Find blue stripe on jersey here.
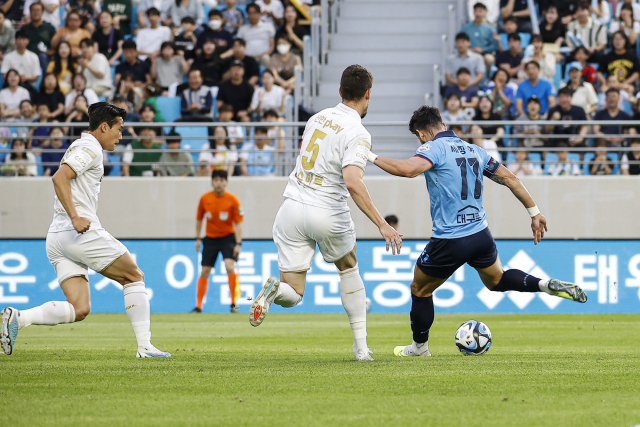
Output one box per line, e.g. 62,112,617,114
414,130,501,239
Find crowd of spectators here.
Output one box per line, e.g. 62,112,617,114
449,0,640,175
0,0,315,176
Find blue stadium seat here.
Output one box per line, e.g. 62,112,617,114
131,5,138,34
500,32,531,50
554,63,562,89
582,152,620,175
174,126,209,163
109,154,122,176
35,155,43,176
155,96,182,123
203,4,210,18
506,151,516,163
544,153,557,175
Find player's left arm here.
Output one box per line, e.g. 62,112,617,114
370,155,433,177
489,164,547,245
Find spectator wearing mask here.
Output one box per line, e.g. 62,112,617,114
545,86,589,154
547,142,581,176
116,40,151,87
621,139,640,175
467,0,500,26
609,3,640,46
560,61,598,115
500,0,532,33
92,11,124,66
191,38,225,87
515,61,557,115
221,38,260,85
41,127,68,176
485,67,516,118
251,69,286,118
239,126,275,176
23,2,56,69
269,36,302,92
520,34,556,82
136,7,172,61
46,41,77,95
198,125,238,178
4,139,37,176
0,69,31,121
197,9,234,58
173,16,197,62
566,2,608,62
102,0,133,35
597,31,640,92
221,0,245,35
474,93,505,146
2,30,41,91
51,11,92,57
237,3,275,67
180,68,213,121
78,38,114,99
255,0,284,26
163,0,205,28
64,73,98,115
122,126,163,176
589,140,614,175
158,130,195,176
495,32,524,79
276,4,308,57
217,60,254,122
444,67,480,109
462,2,499,69
446,32,485,87
64,93,90,138
36,72,65,121
152,42,188,91
594,88,636,148
513,96,546,151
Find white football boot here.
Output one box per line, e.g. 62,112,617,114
353,342,374,361
136,344,172,358
249,277,279,327
393,341,431,357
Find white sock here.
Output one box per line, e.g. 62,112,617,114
413,340,430,355
273,281,302,307
18,301,75,329
538,279,550,293
339,264,368,351
124,282,152,348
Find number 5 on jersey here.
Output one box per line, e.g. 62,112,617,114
302,129,327,170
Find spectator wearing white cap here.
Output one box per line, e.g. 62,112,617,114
560,61,598,115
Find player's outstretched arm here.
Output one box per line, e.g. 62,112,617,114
52,164,91,234
490,164,547,245
368,154,432,178
343,165,403,255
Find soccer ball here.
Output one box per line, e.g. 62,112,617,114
455,320,492,355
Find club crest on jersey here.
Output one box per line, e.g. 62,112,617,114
219,212,229,221
418,144,430,152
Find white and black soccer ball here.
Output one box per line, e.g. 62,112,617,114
455,320,492,355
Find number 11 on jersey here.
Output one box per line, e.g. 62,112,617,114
302,129,327,170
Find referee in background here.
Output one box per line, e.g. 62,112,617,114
193,170,244,313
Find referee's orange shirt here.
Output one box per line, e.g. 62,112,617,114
197,191,244,238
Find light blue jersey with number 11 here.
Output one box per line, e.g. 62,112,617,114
414,130,501,239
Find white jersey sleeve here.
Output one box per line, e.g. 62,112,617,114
341,132,371,171
62,143,102,176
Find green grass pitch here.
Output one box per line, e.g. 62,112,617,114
1,313,639,427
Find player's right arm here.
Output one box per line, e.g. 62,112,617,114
52,164,91,234
343,165,403,255
489,164,548,245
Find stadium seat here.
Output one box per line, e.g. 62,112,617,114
203,4,210,18
131,5,138,34
554,63,562,89
500,32,531,50
174,126,209,163
35,155,43,176
582,152,595,175
155,96,181,123
543,153,557,175
109,154,122,176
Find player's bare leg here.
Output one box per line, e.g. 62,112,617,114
249,271,305,327
477,256,587,303
394,265,445,358
1,276,85,355
102,251,171,358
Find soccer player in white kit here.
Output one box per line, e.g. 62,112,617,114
248,65,403,361
0,103,170,358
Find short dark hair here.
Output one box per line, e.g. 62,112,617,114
473,2,486,10
340,64,373,101
503,16,518,25
531,34,543,43
139,126,157,135
247,3,260,13
263,109,279,118
15,29,28,39
409,105,443,136
527,96,541,106
20,99,33,108
455,32,470,42
525,60,541,69
233,38,246,47
606,87,620,96
577,1,590,11
166,130,181,145
79,38,93,48
612,30,630,46
181,16,195,25
211,169,228,180
88,102,127,131
573,45,590,57
456,67,470,76
254,126,269,135
557,141,569,148
122,40,137,50
508,32,521,42
384,214,398,224
160,41,174,52
218,103,234,113
208,9,222,18
49,127,64,136
146,7,160,16
557,86,574,97
29,1,43,11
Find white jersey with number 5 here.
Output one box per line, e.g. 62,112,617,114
283,103,372,212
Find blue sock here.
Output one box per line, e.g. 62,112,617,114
492,269,541,293
410,294,434,344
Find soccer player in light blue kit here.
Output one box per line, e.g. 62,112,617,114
367,106,587,357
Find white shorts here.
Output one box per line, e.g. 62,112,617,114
46,228,128,284
272,198,356,272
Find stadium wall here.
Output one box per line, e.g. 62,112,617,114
0,176,638,240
